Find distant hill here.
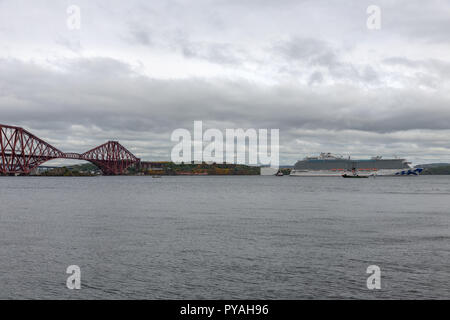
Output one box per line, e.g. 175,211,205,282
417,163,450,175
415,163,450,168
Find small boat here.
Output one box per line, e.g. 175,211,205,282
275,170,284,176
342,174,368,178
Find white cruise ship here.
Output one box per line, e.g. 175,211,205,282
290,153,423,177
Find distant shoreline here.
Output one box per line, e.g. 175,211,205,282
4,163,450,177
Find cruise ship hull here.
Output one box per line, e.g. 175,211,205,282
290,168,423,177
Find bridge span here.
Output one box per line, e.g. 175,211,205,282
0,124,140,175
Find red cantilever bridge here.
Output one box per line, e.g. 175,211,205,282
0,124,140,175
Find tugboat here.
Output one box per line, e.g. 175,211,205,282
342,168,368,178
342,174,368,178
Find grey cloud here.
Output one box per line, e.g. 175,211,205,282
383,57,450,88
1,1,450,164
381,0,450,43
129,28,152,46
1,57,450,164
2,57,449,135
308,71,323,85
55,35,83,53
272,37,382,85
384,57,450,75
274,37,340,67
383,57,418,68
181,41,245,65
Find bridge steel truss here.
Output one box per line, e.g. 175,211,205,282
81,141,140,175
0,124,140,175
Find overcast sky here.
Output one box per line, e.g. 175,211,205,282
1,0,449,165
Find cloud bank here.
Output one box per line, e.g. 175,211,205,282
0,0,449,164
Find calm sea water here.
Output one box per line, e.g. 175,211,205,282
0,175,448,299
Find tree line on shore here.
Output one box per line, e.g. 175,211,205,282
36,162,450,176
39,162,261,176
